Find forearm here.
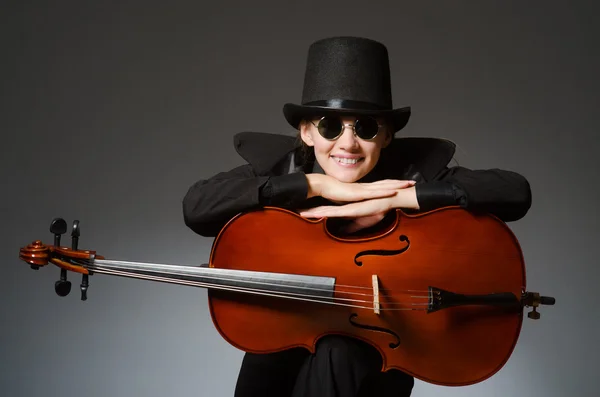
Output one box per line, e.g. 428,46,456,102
415,166,532,222
182,171,267,236
182,165,309,237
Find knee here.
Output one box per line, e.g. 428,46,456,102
315,335,381,366
359,369,415,396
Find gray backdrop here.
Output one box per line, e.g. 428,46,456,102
2,1,598,396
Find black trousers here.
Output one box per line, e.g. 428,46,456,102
234,336,414,397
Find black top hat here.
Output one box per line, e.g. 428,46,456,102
283,36,411,133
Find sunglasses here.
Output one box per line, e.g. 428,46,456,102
310,116,383,141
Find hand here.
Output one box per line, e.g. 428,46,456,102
299,187,419,233
300,198,393,233
300,196,394,219
307,174,415,203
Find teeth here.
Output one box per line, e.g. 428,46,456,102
333,157,359,164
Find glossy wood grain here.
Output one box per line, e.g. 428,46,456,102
208,206,525,386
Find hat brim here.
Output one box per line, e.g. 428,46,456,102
283,103,411,133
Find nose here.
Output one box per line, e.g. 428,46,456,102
336,123,359,149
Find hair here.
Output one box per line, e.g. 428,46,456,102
295,119,313,165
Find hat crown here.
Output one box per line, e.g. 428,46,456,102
301,36,392,110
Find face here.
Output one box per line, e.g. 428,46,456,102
300,115,392,183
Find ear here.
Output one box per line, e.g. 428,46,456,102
299,120,315,147
382,129,393,148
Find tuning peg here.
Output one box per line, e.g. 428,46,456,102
80,274,89,301
50,218,67,246
70,220,89,300
50,218,71,295
71,220,80,249
55,265,72,297
55,279,72,297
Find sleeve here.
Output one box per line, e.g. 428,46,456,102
415,166,532,223
182,164,309,237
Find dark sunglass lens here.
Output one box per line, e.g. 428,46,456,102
318,117,342,139
355,117,379,139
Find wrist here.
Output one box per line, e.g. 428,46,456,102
392,187,420,210
306,174,325,198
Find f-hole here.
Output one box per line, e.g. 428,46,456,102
348,313,401,348
354,235,410,266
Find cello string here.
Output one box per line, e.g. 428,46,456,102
79,258,432,305
88,266,429,311
76,261,432,309
87,264,430,308
81,257,432,298
336,284,430,293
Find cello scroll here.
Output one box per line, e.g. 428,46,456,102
18,218,104,300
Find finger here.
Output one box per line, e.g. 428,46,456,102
301,196,392,218
328,189,397,203
300,207,347,218
358,185,412,196
362,180,416,189
302,203,368,218
370,179,416,186
299,206,335,217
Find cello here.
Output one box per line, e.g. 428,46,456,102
18,205,555,387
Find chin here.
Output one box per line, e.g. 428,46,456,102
326,168,367,183
332,175,358,183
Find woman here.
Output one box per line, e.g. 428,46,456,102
182,37,531,397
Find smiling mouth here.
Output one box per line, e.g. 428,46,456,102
331,156,364,165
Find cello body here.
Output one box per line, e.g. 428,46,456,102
206,206,527,386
